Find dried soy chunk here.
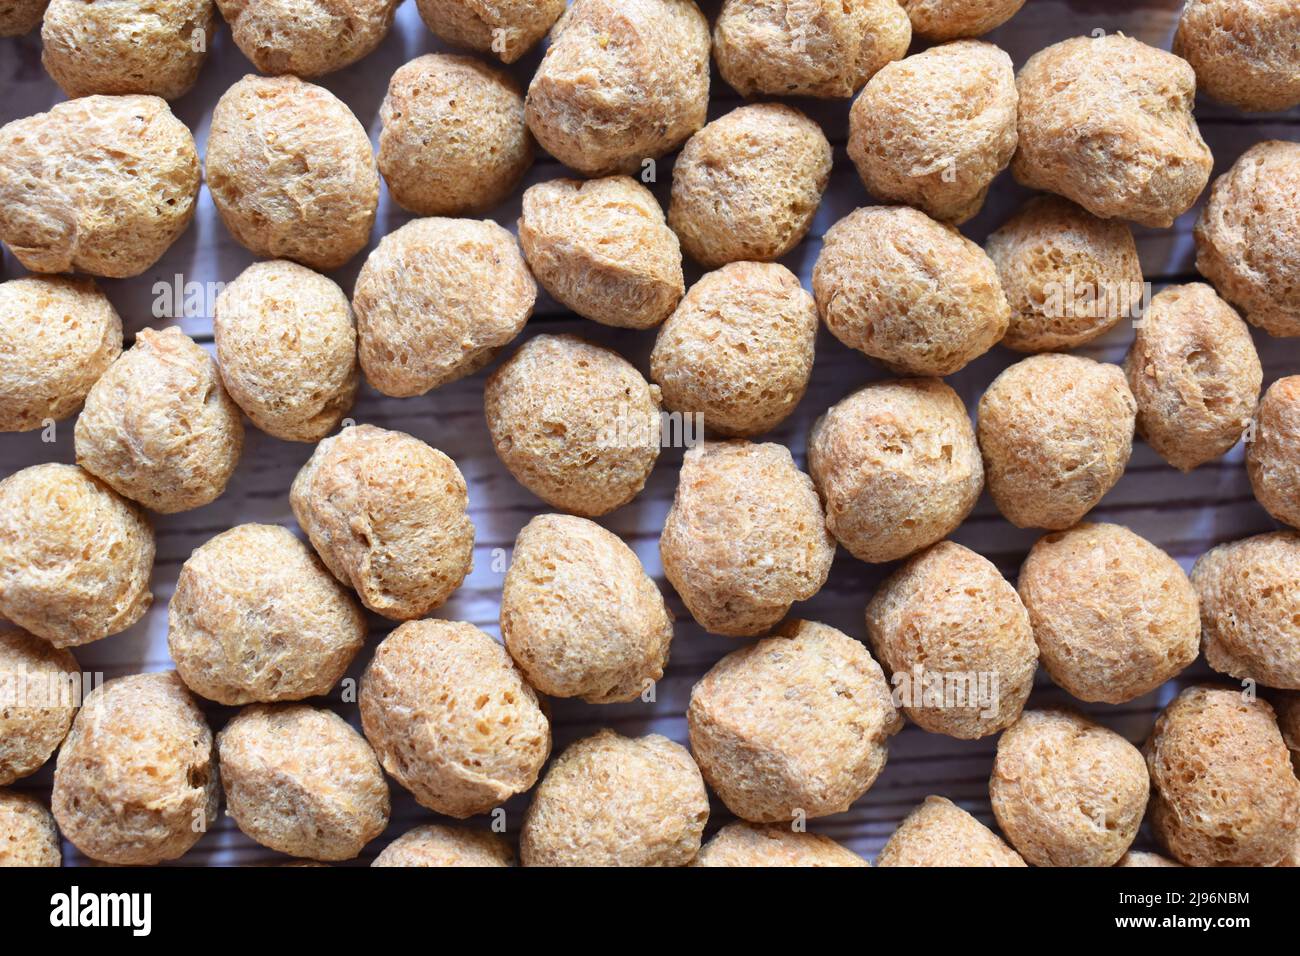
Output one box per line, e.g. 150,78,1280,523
378,54,532,217
899,0,1025,41
1012,34,1213,228
215,0,400,77
0,790,61,867
713,0,911,99
371,824,514,867
1145,686,1300,867
206,75,378,270
0,95,199,277
52,672,218,866
42,0,216,99
848,40,1018,224
660,441,834,637
687,619,902,822
1174,0,1300,112
218,703,389,861
520,729,708,867
525,0,710,177
991,710,1149,867
0,629,80,786
692,822,867,868
75,326,244,514
808,378,983,564
415,0,565,64
1246,377,1300,530
0,0,47,35
0,276,122,433
289,425,475,621
877,796,1025,867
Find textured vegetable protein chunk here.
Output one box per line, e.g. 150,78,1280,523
215,0,400,77
0,629,80,786
0,0,47,35
877,796,1026,867
1174,0,1300,112
372,824,514,867
692,822,867,867
0,790,61,867
899,0,1025,40
415,0,565,63
1246,377,1300,530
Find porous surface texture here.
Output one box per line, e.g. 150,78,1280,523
977,353,1136,529
866,541,1037,738
378,54,532,217
216,0,399,77
808,378,983,563
1018,523,1200,703
290,424,475,621
75,326,244,514
876,796,1026,866
0,463,154,648
1247,377,1300,529
0,0,47,35
669,103,832,267
206,75,378,270
687,619,902,822
524,0,710,176
692,822,867,867
168,524,368,705
359,620,551,818
650,262,818,437
372,824,514,866
0,790,61,866
1195,140,1300,337
1145,686,1300,867
51,672,218,866
0,95,199,277
813,205,1010,376
1174,0,1300,112
415,0,565,63
501,514,673,703
900,0,1025,40
213,260,358,442
0,276,122,433
485,334,661,517
1125,283,1262,471
660,441,834,636
520,729,708,867
991,709,1149,867
848,40,1018,224
0,629,80,786
354,216,535,397
1012,34,1213,228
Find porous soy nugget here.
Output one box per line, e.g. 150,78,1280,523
1125,283,1262,472
1146,686,1300,867
713,0,911,99
216,0,400,77
1196,141,1300,337
866,541,1037,739
0,95,199,277
978,354,1136,530
1116,851,1182,867
206,75,378,271
415,0,565,63
518,176,683,330
808,379,983,564
1247,378,1300,530
52,672,218,866
688,620,902,822
360,620,551,818
42,0,216,100
991,710,1149,868
485,335,661,518
876,796,1026,867
0,464,153,649
501,514,673,704
659,441,834,637
213,260,358,443
668,104,832,268
378,54,532,217
1192,532,1300,690
900,0,1024,40
1018,523,1200,704
985,195,1143,353
525,0,710,177
354,217,535,398
0,276,121,433
372,824,514,867
0,0,46,35
520,729,708,867
1174,0,1300,112
650,262,817,437
290,425,475,621
75,326,244,514
218,704,389,861
0,630,79,786
813,206,1010,377
848,40,1017,224
168,524,367,705
0,791,60,867
692,822,867,868
1012,35,1213,228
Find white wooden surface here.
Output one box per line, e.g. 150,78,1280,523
1,0,1296,865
